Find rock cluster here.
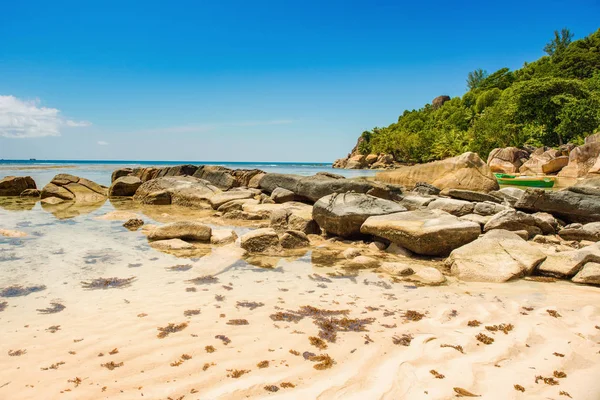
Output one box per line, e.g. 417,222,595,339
41,174,107,203
0,176,37,196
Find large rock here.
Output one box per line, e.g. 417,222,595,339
447,230,547,282
572,262,600,285
558,222,600,242
537,244,600,277
108,176,142,197
360,209,481,256
346,154,367,169
41,174,107,202
313,193,406,238
558,135,600,178
240,228,281,253
270,205,319,234
426,198,474,217
377,152,499,192
487,147,530,174
483,209,547,237
519,149,568,175
279,230,310,249
147,221,212,242
193,165,265,189
133,176,220,208
0,176,37,196
111,168,133,183
442,189,502,204
259,173,403,203
270,187,296,203
432,95,451,109
515,188,600,223
209,190,255,209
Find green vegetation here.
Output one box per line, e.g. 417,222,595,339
357,28,600,163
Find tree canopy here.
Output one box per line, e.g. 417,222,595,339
356,28,600,163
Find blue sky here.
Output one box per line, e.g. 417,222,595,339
0,0,598,162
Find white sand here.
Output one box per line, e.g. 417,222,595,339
0,201,599,399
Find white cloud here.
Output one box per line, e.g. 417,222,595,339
97,140,109,146
0,95,91,138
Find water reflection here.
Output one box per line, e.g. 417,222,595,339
40,199,106,219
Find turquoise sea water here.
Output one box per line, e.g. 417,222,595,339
0,160,374,187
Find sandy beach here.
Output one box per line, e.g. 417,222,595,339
1,197,599,400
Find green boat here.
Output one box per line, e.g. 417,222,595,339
494,173,556,188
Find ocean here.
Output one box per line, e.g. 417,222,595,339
0,159,375,187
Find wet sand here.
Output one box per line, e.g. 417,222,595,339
1,198,599,399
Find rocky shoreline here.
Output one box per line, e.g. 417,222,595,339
2,159,600,287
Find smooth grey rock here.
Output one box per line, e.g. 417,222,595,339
313,193,406,238
360,209,481,256
427,198,474,217
448,230,547,282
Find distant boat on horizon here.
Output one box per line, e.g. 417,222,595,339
29,158,36,161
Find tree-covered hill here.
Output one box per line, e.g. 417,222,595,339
355,28,600,163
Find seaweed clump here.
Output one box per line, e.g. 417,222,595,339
187,275,219,285
270,312,303,323
237,301,264,310
309,336,328,350
8,349,26,356
166,264,192,272
309,354,334,370
37,302,66,314
227,369,250,378
41,361,65,370
227,319,249,325
101,361,124,370
514,384,525,392
402,310,425,322
280,382,295,388
1,285,46,297
553,371,567,379
476,333,494,345
546,309,561,318
535,375,559,385
314,316,375,342
430,370,445,379
215,335,231,345
0,301,7,312
467,320,481,327
183,309,201,317
157,322,188,338
205,346,216,353
257,360,269,368
81,277,135,290
392,334,413,346
485,323,514,334
264,385,279,392
440,344,464,353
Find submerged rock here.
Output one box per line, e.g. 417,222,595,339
123,218,144,231
150,238,195,250
41,174,107,203
360,209,481,256
312,193,406,238
0,176,37,196
147,221,212,242
210,229,238,245
279,230,310,249
447,230,547,282
240,228,281,253
20,188,41,197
